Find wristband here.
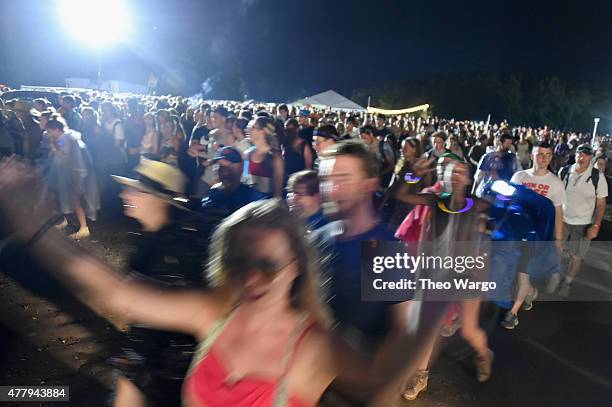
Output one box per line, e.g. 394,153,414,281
25,215,65,248
592,223,600,228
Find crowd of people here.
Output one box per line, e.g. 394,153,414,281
0,89,610,406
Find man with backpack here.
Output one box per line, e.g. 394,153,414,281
548,144,608,297
359,124,396,189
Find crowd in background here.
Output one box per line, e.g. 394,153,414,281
1,91,610,196
1,91,610,232
0,89,611,406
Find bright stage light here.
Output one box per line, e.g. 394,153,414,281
61,0,130,47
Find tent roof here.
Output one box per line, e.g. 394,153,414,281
291,89,365,111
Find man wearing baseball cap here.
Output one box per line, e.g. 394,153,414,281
201,146,265,215
549,143,608,297
313,124,341,154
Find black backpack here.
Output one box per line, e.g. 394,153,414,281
559,165,599,194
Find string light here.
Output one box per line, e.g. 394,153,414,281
367,104,430,115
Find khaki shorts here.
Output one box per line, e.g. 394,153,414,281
562,223,591,259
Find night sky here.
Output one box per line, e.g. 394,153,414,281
1,0,611,102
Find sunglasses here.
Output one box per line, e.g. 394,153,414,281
228,256,297,280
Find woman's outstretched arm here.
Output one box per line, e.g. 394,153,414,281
33,237,229,338
0,158,229,339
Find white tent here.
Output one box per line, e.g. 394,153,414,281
290,89,365,112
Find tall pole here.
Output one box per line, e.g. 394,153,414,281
485,114,491,133
591,118,600,147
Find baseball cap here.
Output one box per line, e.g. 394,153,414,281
212,146,242,163
576,144,594,155
314,125,340,141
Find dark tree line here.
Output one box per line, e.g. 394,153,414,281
351,74,612,132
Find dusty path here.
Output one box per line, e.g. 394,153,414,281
0,217,135,406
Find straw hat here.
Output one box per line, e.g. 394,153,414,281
111,158,189,208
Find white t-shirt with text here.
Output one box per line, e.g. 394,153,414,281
510,169,565,207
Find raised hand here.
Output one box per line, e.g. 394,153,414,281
412,158,435,177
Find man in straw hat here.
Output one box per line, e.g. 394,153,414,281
110,157,207,407
112,157,191,216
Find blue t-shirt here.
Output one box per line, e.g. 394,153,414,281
201,183,265,214
306,211,329,231
312,221,397,338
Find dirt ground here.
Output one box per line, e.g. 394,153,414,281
0,217,136,406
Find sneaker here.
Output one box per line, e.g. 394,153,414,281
440,316,461,337
475,349,494,382
501,311,518,330
522,287,538,311
402,369,428,401
70,228,90,240
546,273,563,294
557,281,571,298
